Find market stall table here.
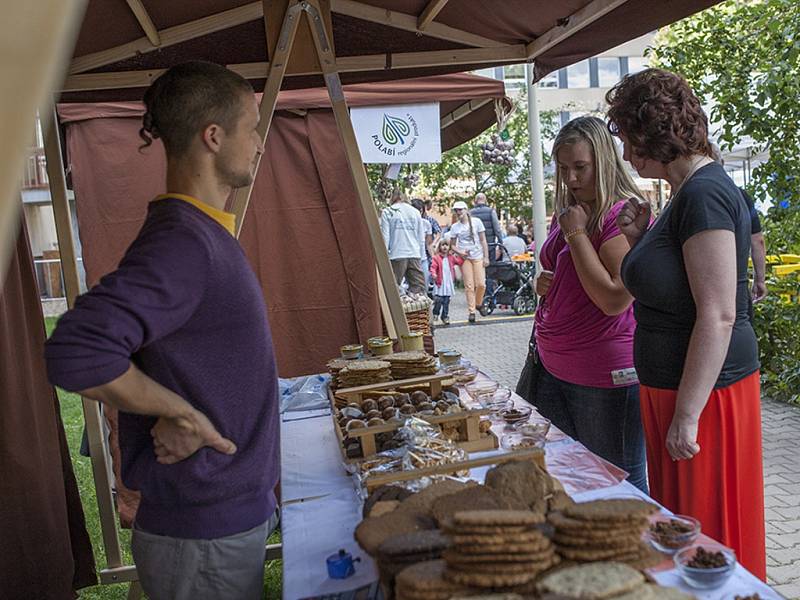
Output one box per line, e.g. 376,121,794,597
280,369,780,600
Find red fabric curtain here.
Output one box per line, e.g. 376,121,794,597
0,218,96,598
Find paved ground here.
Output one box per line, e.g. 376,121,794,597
434,289,800,598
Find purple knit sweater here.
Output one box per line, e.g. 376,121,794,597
45,198,279,539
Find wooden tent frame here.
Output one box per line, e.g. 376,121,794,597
36,0,664,596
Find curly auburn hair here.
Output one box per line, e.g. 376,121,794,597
605,68,711,163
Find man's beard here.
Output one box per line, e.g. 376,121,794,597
215,153,254,189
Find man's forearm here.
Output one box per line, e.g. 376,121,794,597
81,362,194,419
751,233,767,283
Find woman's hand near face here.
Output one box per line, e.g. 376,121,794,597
558,202,590,232
535,270,554,296
616,197,651,241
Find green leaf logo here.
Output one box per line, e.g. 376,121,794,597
382,114,411,145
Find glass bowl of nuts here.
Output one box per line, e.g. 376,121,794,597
674,544,736,589
647,514,700,555
466,380,499,400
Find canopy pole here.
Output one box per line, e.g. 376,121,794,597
230,0,303,237
43,106,127,573
305,0,410,337
525,64,547,274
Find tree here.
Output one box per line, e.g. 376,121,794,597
367,87,558,220
651,0,800,205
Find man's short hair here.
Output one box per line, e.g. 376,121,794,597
139,61,254,156
474,193,487,205
507,224,518,236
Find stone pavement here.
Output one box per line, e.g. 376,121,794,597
432,290,800,598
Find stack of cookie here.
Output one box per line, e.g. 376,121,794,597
337,359,392,388
441,510,559,590
395,560,471,600
537,561,697,599
326,357,351,390
386,351,438,379
549,499,661,569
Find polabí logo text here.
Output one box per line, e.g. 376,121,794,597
372,113,420,158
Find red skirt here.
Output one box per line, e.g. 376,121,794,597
640,371,766,580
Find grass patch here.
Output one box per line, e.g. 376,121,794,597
46,317,282,599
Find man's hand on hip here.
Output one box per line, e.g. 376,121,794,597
152,410,237,464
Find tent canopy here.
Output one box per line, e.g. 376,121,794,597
62,0,720,101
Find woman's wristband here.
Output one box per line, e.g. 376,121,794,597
564,228,587,243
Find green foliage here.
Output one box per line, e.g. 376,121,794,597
752,208,800,405
651,0,800,205
367,88,558,220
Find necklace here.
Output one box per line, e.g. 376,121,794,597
668,155,712,202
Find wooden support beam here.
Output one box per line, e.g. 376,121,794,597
417,0,450,31
304,0,410,338
125,0,161,46
331,0,498,48
43,106,126,571
69,2,262,74
62,42,525,92
526,0,632,59
440,97,492,130
0,0,86,284
230,0,303,236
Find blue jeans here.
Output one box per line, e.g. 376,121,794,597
534,365,648,494
432,295,451,319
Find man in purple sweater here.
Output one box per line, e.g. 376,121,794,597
45,62,279,599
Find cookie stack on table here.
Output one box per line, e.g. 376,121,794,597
549,499,662,570
336,359,392,388
441,510,560,590
386,351,438,379
537,561,696,599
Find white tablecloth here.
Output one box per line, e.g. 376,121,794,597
280,381,780,600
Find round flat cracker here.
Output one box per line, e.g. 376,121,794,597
378,530,450,557
395,559,470,594
355,511,434,556
444,548,555,564
537,562,645,599
441,521,532,535
549,511,648,533
431,488,505,526
557,542,648,562
445,568,537,588
398,480,478,518
645,584,697,599
456,539,551,555
344,359,391,371
554,532,642,549
453,509,545,527
450,529,547,546
563,499,659,522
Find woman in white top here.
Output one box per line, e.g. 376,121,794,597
448,200,489,323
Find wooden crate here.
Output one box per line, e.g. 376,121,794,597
362,448,546,491
329,377,498,462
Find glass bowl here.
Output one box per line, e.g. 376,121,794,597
501,433,546,451
674,544,736,589
451,366,479,384
466,380,499,399
512,418,551,445
498,405,533,427
647,514,700,555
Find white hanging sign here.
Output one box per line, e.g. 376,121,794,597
350,102,442,164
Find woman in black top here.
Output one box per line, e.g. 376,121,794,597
606,68,765,580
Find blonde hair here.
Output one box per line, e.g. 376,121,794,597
553,116,644,236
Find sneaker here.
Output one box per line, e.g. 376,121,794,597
468,313,476,324
442,316,450,326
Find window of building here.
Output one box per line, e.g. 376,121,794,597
597,57,621,87
566,60,590,88
627,56,648,75
539,70,559,88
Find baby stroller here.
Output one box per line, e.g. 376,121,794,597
480,246,537,316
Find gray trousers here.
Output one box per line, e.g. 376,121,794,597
132,511,280,600
390,257,426,294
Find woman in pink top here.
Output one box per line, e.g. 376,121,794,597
524,116,649,492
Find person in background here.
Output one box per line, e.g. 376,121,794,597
524,115,648,493
471,193,503,302
517,222,530,245
423,198,443,249
411,198,434,294
430,239,456,325
710,145,768,303
44,62,280,600
448,200,489,323
502,224,528,260
608,68,765,579
380,189,426,296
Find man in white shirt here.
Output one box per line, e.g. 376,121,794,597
502,224,528,260
379,190,426,294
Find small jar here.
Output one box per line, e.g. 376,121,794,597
340,344,363,359
400,331,424,351
368,337,393,356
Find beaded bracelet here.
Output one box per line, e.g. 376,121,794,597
564,228,587,242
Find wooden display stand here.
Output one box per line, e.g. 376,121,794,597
330,373,499,460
